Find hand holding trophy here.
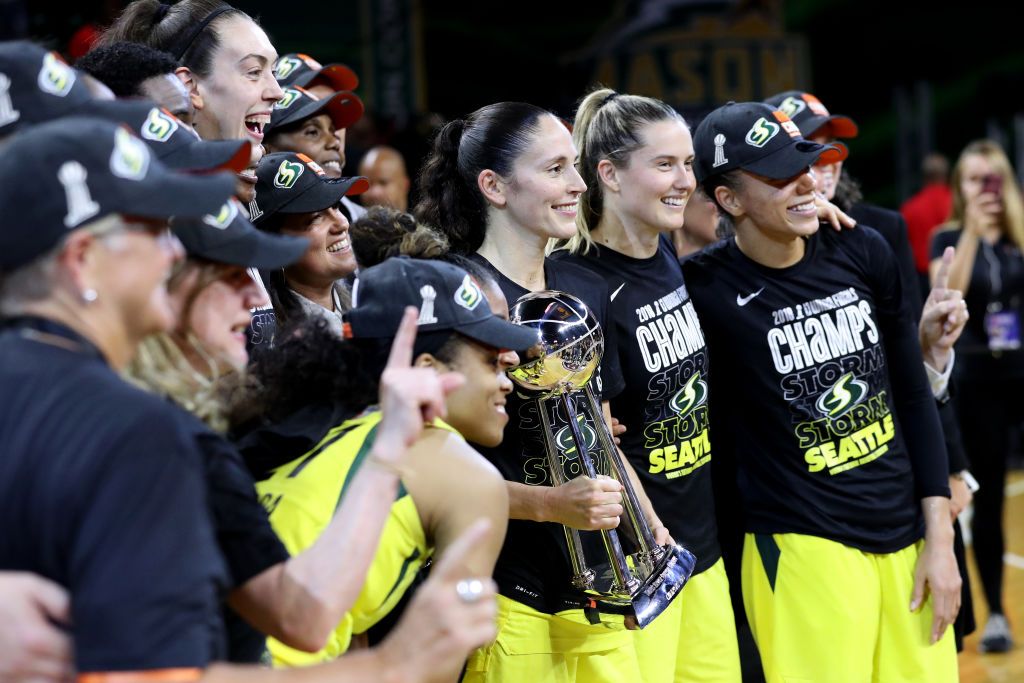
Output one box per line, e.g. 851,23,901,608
509,290,696,628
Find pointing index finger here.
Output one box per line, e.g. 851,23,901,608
386,307,419,369
933,246,954,292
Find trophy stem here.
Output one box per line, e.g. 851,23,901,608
538,395,595,590
582,385,659,556
560,392,637,596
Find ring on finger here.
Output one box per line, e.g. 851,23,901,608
456,578,486,604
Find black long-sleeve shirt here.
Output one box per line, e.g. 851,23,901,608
682,226,950,553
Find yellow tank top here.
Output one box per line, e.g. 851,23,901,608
255,408,458,665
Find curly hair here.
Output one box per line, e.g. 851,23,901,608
76,42,178,97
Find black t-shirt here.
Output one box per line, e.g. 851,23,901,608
0,317,228,672
469,254,627,613
166,411,291,663
931,228,1024,378
557,237,720,576
682,227,950,553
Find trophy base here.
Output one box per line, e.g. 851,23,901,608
580,544,697,629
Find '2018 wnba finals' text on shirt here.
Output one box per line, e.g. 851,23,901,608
767,286,896,476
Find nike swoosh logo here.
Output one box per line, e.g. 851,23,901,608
610,282,626,302
736,287,764,306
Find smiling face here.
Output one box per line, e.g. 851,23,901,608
610,119,695,234
265,113,343,177
436,336,517,448
174,263,268,372
191,15,282,145
729,169,819,240
500,114,587,241
279,206,355,286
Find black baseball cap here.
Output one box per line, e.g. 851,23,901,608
693,101,847,183
88,99,251,173
172,197,308,269
273,53,359,92
0,41,96,136
267,86,364,135
0,117,236,270
345,256,540,352
249,152,369,224
764,91,859,140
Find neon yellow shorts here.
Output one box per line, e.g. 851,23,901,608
462,594,640,683
632,557,740,683
742,533,957,683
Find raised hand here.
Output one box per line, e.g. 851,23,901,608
919,246,968,371
374,307,465,460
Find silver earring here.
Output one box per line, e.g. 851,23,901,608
82,288,98,303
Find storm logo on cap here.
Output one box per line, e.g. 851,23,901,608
745,117,780,148
273,57,302,80
141,108,179,143
109,127,151,180
454,274,482,311
38,52,75,97
275,88,301,110
202,199,238,230
274,160,304,189
778,96,806,119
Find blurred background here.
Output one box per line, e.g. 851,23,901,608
8,0,1024,216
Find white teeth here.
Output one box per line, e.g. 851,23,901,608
323,161,341,172
327,236,350,253
789,202,814,212
239,169,256,179
662,197,684,206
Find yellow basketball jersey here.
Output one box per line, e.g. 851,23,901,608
256,409,456,666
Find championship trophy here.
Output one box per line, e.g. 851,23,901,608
509,290,696,628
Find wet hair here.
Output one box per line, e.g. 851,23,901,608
76,42,178,97
97,0,249,78
414,102,552,254
566,87,686,254
946,139,1024,250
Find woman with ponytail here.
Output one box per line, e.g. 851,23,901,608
557,88,741,683
416,103,666,682
97,0,281,197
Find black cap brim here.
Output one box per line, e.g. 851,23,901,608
274,176,364,214
743,141,847,180
124,168,238,220
801,114,859,140
175,218,308,269
269,91,363,134
161,138,252,173
457,315,541,353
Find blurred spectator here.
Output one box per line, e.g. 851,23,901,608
903,153,953,291
358,145,411,212
931,139,1024,654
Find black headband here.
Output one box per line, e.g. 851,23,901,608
170,6,234,61
600,92,621,108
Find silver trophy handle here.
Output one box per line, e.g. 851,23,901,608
537,394,596,590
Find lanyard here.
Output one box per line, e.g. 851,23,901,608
980,241,1003,310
